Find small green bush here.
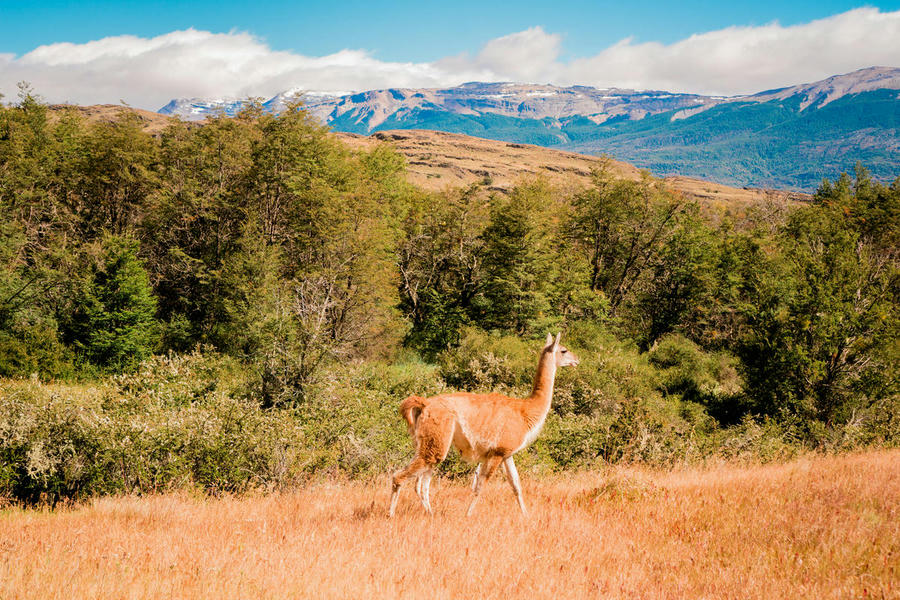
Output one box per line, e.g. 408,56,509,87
0,323,77,379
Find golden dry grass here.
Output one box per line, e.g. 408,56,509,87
2,450,897,599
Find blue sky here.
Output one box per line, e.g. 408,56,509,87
1,1,899,108
3,0,899,60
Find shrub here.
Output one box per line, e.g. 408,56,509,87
296,358,446,477
1,335,894,504
436,326,716,467
647,334,746,423
0,380,115,503
438,328,538,392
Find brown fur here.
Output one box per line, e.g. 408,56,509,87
389,332,579,517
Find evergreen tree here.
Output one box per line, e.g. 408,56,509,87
62,236,158,371
477,180,558,333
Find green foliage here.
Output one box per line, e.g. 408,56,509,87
733,169,899,426
569,169,683,311
567,166,710,346
477,180,560,333
1,94,409,385
436,327,717,468
73,110,159,236
633,212,717,347
397,185,489,357
647,334,745,423
437,328,541,392
0,352,305,503
60,236,158,371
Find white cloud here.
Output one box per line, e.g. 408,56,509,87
559,8,900,94
0,29,475,108
1,8,899,109
473,27,563,82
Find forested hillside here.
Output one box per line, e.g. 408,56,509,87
1,89,898,502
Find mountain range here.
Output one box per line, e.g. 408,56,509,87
159,67,900,190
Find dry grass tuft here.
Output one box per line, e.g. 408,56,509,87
2,450,897,599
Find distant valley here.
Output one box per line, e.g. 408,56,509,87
160,67,900,191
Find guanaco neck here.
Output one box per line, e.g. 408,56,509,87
525,348,557,422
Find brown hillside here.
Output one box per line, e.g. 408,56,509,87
337,129,810,207
48,104,175,134
48,105,809,206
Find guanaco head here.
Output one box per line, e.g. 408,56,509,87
544,332,580,368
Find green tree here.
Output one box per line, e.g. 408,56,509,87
68,109,158,237
0,86,83,377
477,180,560,333
397,185,490,356
737,169,899,425
633,210,717,348
143,110,257,345
61,236,158,371
568,167,690,316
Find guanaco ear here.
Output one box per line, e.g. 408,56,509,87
553,332,561,350
545,332,554,347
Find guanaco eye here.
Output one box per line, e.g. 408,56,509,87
561,349,567,353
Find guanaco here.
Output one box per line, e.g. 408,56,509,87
390,332,579,517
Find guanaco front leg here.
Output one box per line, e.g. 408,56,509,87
466,455,503,517
502,455,527,516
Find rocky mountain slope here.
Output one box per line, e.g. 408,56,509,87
160,67,900,190
160,83,716,131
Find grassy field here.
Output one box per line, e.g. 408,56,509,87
1,450,897,599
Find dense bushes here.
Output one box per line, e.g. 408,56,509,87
0,352,303,502
2,331,898,503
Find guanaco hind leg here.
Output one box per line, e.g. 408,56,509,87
390,409,454,517
390,457,431,517
420,470,434,514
